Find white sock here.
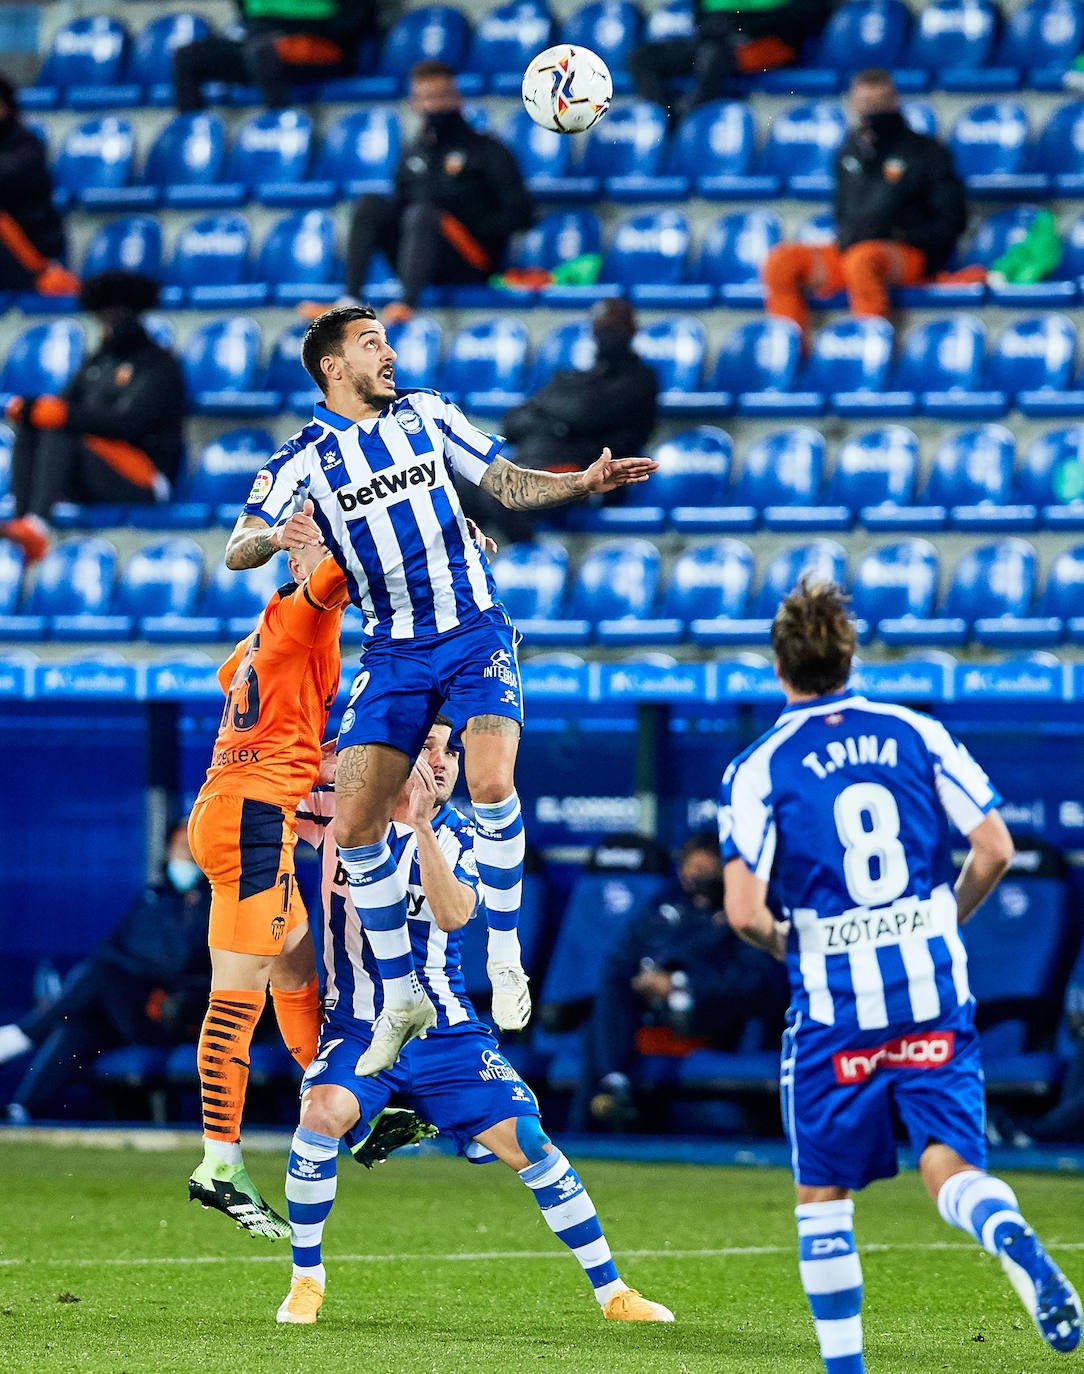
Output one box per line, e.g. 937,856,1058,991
487,929,522,966
0,1024,32,1064
796,1199,864,1373
292,1263,326,1290
204,1136,242,1167
937,1169,1025,1256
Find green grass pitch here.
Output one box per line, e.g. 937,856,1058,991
0,1137,1081,1373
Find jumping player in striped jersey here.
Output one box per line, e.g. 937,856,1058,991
719,579,1082,1372
275,714,674,1327
223,304,657,1076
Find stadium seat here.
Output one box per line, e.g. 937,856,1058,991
52,116,142,211
903,0,1000,86
810,0,913,82
562,0,643,88
992,0,1084,89
527,318,594,391
257,209,340,305
696,210,782,305
500,109,594,200
120,537,205,638
963,204,1073,307
129,12,213,105
948,101,1046,197
1017,426,1084,527
227,109,314,204
633,316,725,411
1036,99,1084,196
178,427,276,524
181,318,277,415
466,0,554,93
489,538,570,632
826,426,920,523
599,425,733,533
889,315,1005,419
265,323,320,413
852,539,941,639
144,113,233,209
889,538,1040,646
800,317,895,416
0,541,23,616
1039,543,1084,641
149,558,283,643
381,5,472,81
667,538,756,643
667,101,775,199
706,538,847,644
443,318,530,413
712,317,803,414
993,314,1081,417
732,427,845,531
581,100,672,198
604,210,711,308
508,209,602,281
566,537,664,645
921,424,1028,531
22,536,123,642
758,101,847,198
264,107,401,207
81,215,163,281
166,213,259,308
385,316,444,390
0,320,85,410
26,15,132,110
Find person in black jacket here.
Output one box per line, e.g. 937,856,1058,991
761,68,968,337
459,300,658,545
0,72,77,297
0,821,211,1123
0,271,187,564
299,61,535,325
573,832,789,1132
173,0,373,111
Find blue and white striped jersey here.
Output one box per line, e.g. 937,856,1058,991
243,392,504,641
718,691,1002,1033
296,789,485,1032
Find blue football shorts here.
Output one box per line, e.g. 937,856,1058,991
300,1018,540,1155
336,607,524,759
781,1008,988,1191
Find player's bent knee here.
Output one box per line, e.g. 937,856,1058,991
300,1085,360,1140
514,1115,551,1163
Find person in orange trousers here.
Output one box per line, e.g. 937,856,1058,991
761,69,968,337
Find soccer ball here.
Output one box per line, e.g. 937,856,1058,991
521,44,613,135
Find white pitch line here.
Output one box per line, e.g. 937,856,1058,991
2,1241,1084,1268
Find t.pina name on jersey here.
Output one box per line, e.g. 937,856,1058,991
802,734,898,779
335,459,438,512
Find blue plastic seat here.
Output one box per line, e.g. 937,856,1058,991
1017,426,1084,527
963,204,1072,306
852,539,941,638
948,101,1045,197
905,0,999,82
381,6,471,80
758,101,846,198
567,537,662,645
734,427,830,531
130,12,213,104
121,537,205,637
800,317,895,416
22,536,121,642
827,426,920,521
507,210,602,282
53,116,139,210
81,215,163,281
581,100,671,198
891,315,1003,419
667,101,773,199
144,113,232,208
181,318,276,416
257,209,339,305
489,538,569,622
151,558,283,643
307,107,401,202
697,210,782,305
179,427,276,523
386,316,444,391
923,424,1016,526
0,542,23,615
598,425,733,533
1036,100,1084,196
633,316,718,411
604,210,709,308
227,109,314,203
1039,544,1084,640
947,538,1039,631
813,0,912,75
0,320,85,408
993,0,1084,87
666,538,756,643
528,317,595,388
467,0,554,93
500,109,593,200
264,323,320,413
754,539,848,618
712,317,803,415
28,16,132,110
991,314,1078,414
166,213,257,308
562,0,643,88
443,319,530,414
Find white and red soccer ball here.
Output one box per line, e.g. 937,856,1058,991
521,43,613,135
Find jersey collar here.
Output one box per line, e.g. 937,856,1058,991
779,687,858,717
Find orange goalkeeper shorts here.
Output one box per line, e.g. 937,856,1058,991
188,795,307,956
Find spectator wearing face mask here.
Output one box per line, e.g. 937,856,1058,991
760,68,968,339
572,832,789,1132
0,821,211,1122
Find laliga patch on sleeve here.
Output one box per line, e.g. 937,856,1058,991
247,468,273,504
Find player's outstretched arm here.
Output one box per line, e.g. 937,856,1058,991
955,810,1014,924
224,503,324,570
479,448,659,512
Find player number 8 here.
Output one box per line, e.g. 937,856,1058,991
832,782,910,908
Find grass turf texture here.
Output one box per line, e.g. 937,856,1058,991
0,1140,1081,1373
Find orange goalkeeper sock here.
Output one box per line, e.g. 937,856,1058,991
197,989,264,1143
270,976,321,1070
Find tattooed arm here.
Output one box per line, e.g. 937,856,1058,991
478,447,658,512
224,503,324,570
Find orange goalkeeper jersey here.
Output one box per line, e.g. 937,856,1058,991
197,554,349,811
